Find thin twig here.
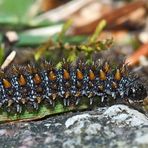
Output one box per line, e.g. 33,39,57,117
1,51,16,70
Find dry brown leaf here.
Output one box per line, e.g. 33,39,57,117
125,43,148,66
71,0,147,35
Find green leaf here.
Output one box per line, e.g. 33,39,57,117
0,100,90,123
89,19,106,43
0,44,4,65
0,0,38,25
18,34,49,46
58,19,73,41
34,39,54,61
67,50,77,62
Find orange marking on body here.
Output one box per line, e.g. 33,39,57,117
75,91,81,97
98,85,103,91
120,65,124,74
99,70,106,80
51,84,57,89
19,75,26,86
112,82,117,89
65,92,70,98
120,65,128,76
115,69,121,80
49,71,56,81
3,79,11,88
76,69,83,80
33,74,41,84
21,98,26,104
88,92,93,98
36,87,42,93
36,97,42,104
63,69,70,80
77,81,82,88
7,99,13,107
65,82,70,88
27,64,33,73
12,66,19,74
89,81,93,87
103,62,110,73
52,93,56,100
89,70,95,80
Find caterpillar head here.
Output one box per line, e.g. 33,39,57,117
126,82,147,103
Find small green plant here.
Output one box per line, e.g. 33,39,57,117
34,19,113,64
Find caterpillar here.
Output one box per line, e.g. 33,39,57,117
0,60,147,122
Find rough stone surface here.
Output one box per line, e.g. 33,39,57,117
0,105,148,148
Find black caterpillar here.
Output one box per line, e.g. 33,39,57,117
0,60,147,114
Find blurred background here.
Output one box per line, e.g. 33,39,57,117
0,0,147,69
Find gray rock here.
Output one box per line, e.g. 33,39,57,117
0,105,148,148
